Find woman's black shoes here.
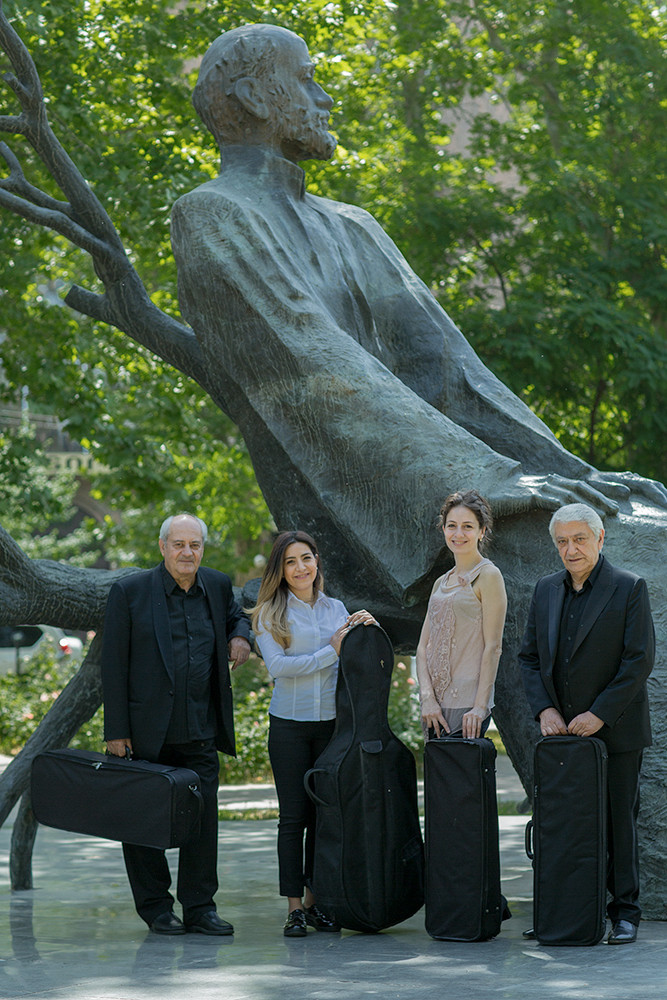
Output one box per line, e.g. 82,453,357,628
283,908,308,937
304,904,341,932
284,905,340,936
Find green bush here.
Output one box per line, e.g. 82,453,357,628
0,648,424,783
0,646,105,755
388,658,423,757
220,654,272,783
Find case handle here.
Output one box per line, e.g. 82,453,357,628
525,818,534,860
303,767,330,807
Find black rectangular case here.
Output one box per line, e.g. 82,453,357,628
31,748,203,849
424,736,502,940
526,735,607,946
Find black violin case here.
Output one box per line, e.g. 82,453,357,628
304,623,424,932
31,747,203,849
525,735,608,945
424,735,504,940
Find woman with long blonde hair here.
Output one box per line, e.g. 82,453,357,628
251,529,375,937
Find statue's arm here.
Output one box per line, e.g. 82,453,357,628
327,202,666,508
0,523,135,631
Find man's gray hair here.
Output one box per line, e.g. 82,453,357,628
548,504,604,545
159,513,208,544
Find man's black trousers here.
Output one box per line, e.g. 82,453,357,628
122,739,220,925
607,749,643,925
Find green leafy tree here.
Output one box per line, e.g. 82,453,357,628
312,0,667,478
2,0,666,578
1,0,275,573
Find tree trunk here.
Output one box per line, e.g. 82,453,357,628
0,634,104,830
10,792,37,891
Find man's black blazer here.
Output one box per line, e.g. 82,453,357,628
520,555,654,754
101,564,250,760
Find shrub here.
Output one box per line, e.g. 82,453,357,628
0,649,424,784
220,654,272,782
0,645,105,755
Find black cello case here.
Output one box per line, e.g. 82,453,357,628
304,623,424,932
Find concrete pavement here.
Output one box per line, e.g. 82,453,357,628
1,755,666,1000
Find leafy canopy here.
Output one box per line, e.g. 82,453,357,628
1,0,665,572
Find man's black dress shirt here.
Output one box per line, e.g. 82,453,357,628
553,554,605,723
161,564,216,744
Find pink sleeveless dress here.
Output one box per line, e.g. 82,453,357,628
422,558,494,735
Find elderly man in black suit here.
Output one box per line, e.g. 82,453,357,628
520,503,654,944
101,512,251,936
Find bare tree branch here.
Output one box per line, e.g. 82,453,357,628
0,140,73,211
0,185,122,265
0,15,43,107
0,3,215,396
0,5,121,251
0,112,25,132
10,792,37,890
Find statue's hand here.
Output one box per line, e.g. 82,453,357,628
587,470,667,508
511,474,620,516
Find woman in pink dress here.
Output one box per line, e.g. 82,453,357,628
416,490,507,739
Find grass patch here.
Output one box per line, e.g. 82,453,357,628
219,807,279,821
498,799,531,816
486,727,508,755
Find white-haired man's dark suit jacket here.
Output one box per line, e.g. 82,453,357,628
520,554,654,925
101,563,250,927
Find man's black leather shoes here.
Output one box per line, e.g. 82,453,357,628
607,919,637,944
186,910,234,936
150,911,186,935
522,928,536,939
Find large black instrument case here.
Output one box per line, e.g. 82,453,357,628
304,623,424,933
525,735,607,946
424,735,503,941
31,747,203,849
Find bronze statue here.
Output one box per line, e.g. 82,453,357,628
1,15,665,914
171,24,666,608
170,24,667,915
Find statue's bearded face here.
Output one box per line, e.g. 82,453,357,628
271,36,337,162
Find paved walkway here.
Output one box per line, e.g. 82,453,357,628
1,756,666,1000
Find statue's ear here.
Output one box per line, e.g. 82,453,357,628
233,77,270,121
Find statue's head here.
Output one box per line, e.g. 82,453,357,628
193,24,336,163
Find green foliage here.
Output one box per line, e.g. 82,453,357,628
0,423,73,527
0,421,105,562
0,646,104,754
2,0,667,571
219,653,273,783
442,0,667,478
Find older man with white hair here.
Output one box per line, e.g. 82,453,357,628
520,503,655,944
102,513,251,936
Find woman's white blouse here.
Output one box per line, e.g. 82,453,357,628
256,592,348,721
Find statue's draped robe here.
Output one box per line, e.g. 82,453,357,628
171,147,592,603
